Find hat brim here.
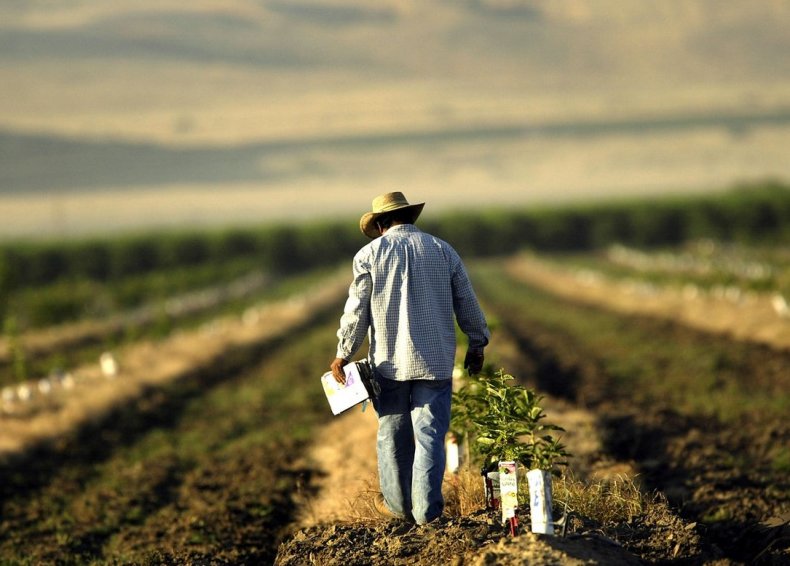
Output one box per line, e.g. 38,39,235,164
360,202,424,239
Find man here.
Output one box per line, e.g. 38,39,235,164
330,191,490,526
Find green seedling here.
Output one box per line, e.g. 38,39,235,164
451,368,570,474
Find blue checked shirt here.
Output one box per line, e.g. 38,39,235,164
336,224,490,381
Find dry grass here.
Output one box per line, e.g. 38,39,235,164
8,125,790,241
346,478,387,524
4,3,790,243
4,1,790,146
341,468,487,523
444,468,487,517
444,468,650,527
553,473,647,527
343,467,649,528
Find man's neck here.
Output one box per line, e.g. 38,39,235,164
380,221,405,235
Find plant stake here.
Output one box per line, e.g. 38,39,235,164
499,460,519,535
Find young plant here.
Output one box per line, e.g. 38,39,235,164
451,369,570,474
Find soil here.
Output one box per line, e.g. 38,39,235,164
274,339,698,565
276,513,647,566
276,400,667,565
489,258,790,563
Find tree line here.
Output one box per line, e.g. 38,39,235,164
1,181,789,321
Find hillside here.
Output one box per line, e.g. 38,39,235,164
1,0,789,237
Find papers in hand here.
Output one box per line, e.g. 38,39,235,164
321,363,370,415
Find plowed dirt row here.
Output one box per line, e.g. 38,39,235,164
506,253,790,351
0,270,349,461
0,297,349,563
471,262,789,565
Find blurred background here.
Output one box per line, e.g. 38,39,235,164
2,0,790,240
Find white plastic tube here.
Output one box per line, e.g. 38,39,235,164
527,468,554,535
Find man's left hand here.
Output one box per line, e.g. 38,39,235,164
463,349,484,375
331,357,349,384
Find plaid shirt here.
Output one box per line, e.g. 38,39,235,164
336,224,490,381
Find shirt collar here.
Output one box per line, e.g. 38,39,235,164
385,224,419,236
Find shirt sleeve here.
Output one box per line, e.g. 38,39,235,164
450,255,491,351
335,255,372,360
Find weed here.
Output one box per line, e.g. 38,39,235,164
443,469,486,517
553,473,646,527
3,316,27,382
348,469,487,522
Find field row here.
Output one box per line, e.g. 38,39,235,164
0,315,342,565
0,269,348,457
0,266,340,391
473,260,790,420
563,240,790,300
506,250,790,352
1,257,788,563
470,261,789,563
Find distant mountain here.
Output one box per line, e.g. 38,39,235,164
2,107,790,194
1,1,789,237
2,1,788,82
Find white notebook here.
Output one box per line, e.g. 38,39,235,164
320,363,370,415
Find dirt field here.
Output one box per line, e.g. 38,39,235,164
1,256,788,564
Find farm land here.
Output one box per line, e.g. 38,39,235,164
0,186,789,564
3,3,790,563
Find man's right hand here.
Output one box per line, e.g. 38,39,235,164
331,357,349,384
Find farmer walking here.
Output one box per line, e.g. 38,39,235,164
330,191,490,526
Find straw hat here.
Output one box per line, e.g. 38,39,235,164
359,192,425,239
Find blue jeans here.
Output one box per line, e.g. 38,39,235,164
373,377,452,525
